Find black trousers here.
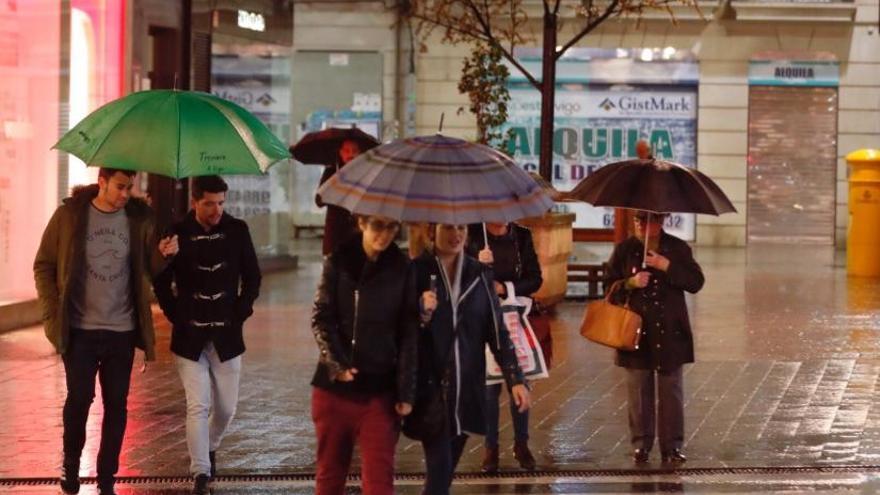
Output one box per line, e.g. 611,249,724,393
421,432,468,495
62,329,136,485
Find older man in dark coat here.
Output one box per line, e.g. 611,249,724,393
606,212,704,465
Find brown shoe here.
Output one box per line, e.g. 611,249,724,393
481,446,499,473
513,441,536,470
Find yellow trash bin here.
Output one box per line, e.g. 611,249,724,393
847,149,880,276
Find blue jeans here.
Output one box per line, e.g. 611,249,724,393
421,433,468,495
484,383,529,448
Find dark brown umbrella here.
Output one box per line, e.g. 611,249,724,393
290,127,380,165
567,158,736,266
566,158,736,215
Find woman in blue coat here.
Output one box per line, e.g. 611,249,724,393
414,224,530,495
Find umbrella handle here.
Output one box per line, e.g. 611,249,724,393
642,212,650,269
482,223,489,249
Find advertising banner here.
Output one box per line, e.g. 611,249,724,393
211,54,291,221
502,82,698,240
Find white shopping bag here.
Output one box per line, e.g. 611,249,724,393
486,282,549,385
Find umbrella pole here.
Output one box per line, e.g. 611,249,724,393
642,211,651,269
482,223,489,249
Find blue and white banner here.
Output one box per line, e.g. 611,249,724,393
503,82,698,240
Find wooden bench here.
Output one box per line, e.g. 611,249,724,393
566,263,608,300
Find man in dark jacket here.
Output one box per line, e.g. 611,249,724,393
153,175,261,495
34,167,177,495
606,211,704,465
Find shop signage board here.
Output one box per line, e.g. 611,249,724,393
502,50,698,240
748,60,840,87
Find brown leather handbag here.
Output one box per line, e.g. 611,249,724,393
579,281,642,351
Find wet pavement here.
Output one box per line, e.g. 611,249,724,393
3,240,880,493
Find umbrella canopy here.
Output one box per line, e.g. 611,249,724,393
290,127,380,165
54,90,291,178
566,158,737,215
316,134,553,224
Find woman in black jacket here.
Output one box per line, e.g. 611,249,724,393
311,215,419,495
466,223,543,471
415,224,530,495
605,211,704,465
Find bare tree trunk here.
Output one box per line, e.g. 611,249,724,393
538,11,557,182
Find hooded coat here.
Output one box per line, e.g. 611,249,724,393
413,253,525,436
33,184,165,359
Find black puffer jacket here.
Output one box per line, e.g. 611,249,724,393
414,253,525,436
311,235,419,405
153,211,261,362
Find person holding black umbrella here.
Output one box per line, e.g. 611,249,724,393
290,127,380,256
605,210,704,465
315,140,362,255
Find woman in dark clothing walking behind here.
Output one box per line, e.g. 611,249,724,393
311,215,419,495
605,211,704,465
315,139,362,256
415,224,531,495
466,223,543,471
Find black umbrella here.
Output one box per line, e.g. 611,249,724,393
567,158,736,264
567,158,736,215
289,127,380,165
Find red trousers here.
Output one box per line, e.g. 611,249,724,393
311,387,399,495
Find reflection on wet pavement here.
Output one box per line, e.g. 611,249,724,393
2,242,880,493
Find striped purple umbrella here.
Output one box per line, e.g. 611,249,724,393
316,134,553,224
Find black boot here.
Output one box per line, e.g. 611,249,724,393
632,448,650,464
481,446,499,473
661,449,687,464
513,441,536,470
97,479,117,495
60,461,80,494
192,473,210,495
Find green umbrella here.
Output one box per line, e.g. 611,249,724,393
54,90,291,178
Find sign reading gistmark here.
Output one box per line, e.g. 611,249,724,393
748,60,839,87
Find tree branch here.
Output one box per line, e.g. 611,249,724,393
553,0,562,16
465,0,496,40
499,51,541,91
555,0,620,60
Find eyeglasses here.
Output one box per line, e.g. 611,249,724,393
367,219,401,232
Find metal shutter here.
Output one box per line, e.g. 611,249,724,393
747,86,838,244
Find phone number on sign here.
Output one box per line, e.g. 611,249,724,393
602,213,684,229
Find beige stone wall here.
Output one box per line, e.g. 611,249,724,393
293,2,407,137
297,2,880,247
